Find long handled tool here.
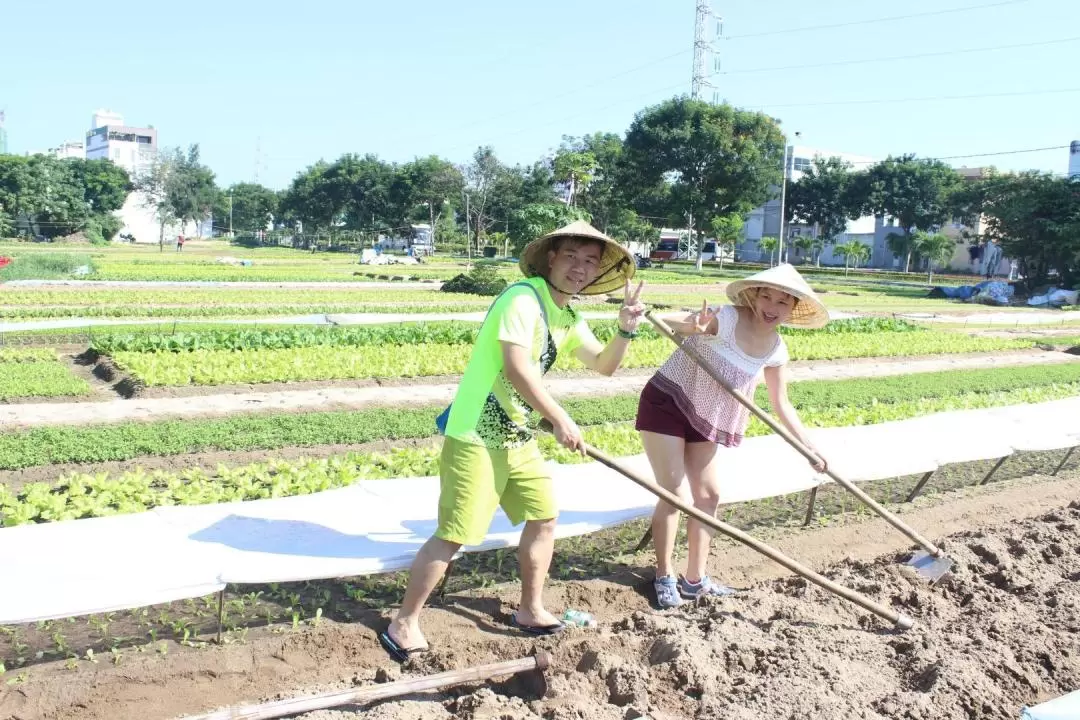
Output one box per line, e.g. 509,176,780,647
644,310,953,582
544,422,914,630
179,652,551,720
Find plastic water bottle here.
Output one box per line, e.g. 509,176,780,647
562,609,597,628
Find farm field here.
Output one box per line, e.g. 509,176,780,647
1,241,1078,719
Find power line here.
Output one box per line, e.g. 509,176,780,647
723,0,1030,40
723,36,1080,75
841,144,1070,166
757,86,1080,110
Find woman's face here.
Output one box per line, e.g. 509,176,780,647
751,287,797,327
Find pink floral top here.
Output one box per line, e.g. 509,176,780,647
650,304,789,446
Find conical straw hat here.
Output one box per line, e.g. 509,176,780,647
519,221,635,296
725,263,830,329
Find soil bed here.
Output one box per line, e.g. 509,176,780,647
1,474,1077,720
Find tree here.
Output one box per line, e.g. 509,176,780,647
621,98,785,271
758,236,779,266
279,160,340,236
461,146,512,255
785,156,859,266
392,156,463,245
509,203,590,256
166,145,217,238
136,149,180,251
834,240,870,275
552,147,597,207
863,155,963,272
792,234,816,265
709,213,743,268
574,132,626,233
69,158,131,215
913,231,956,284
975,172,1080,289
326,154,396,235
214,183,279,234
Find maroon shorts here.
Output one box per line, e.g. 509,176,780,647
635,380,710,443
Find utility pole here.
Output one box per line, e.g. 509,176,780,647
228,192,233,236
691,0,721,102
776,131,801,265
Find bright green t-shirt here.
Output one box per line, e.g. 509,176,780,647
443,276,598,449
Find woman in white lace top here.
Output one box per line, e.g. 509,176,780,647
635,264,831,608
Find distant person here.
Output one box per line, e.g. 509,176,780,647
983,238,1003,279
176,235,185,252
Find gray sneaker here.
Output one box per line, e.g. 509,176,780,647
678,575,737,599
653,575,683,608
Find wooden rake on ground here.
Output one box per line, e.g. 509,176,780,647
641,310,954,583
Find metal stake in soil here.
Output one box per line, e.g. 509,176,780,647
645,311,954,584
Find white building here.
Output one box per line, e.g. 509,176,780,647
85,109,157,177
739,145,879,265
45,141,85,160
1070,141,1080,180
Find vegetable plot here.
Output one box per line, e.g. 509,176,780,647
4,363,1079,525
0,350,90,401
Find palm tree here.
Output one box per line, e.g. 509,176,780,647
913,231,956,284
834,240,870,275
758,236,779,266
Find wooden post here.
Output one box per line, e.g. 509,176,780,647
802,487,819,526
1053,447,1075,476
979,456,1008,486
904,471,936,503
215,589,226,645
179,652,551,720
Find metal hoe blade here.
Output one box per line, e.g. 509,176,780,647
906,551,954,583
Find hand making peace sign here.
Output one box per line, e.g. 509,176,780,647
688,299,719,335
618,279,646,333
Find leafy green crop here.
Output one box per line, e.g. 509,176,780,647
109,330,1036,386
0,360,90,401
3,375,1077,528
0,348,58,363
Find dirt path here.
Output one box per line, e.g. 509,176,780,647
1,349,1074,430
1,474,1076,720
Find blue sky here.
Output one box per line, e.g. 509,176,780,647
4,0,1078,189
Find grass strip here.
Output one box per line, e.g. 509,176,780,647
1,363,1077,472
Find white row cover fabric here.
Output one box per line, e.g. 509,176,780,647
1021,690,1080,720
3,398,1080,626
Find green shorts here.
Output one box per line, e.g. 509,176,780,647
435,436,558,546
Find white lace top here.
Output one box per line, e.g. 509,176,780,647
651,304,789,446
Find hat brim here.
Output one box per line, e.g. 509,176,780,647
725,277,830,329
519,230,635,296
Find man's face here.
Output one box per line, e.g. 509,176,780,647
547,239,604,294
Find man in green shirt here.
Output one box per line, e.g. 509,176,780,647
382,221,646,660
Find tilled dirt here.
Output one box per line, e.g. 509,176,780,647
298,502,1080,720
1,477,1077,720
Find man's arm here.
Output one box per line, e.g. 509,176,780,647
574,279,645,376
502,341,584,453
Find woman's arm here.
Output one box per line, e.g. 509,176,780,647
661,300,720,337
763,363,827,472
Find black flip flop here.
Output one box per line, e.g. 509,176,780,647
378,631,429,663
510,613,565,636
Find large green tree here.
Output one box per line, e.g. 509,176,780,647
69,158,131,215
165,145,218,239
862,155,963,272
975,172,1080,288
215,182,279,234
785,156,860,266
391,156,463,244
279,160,341,236
620,98,785,270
